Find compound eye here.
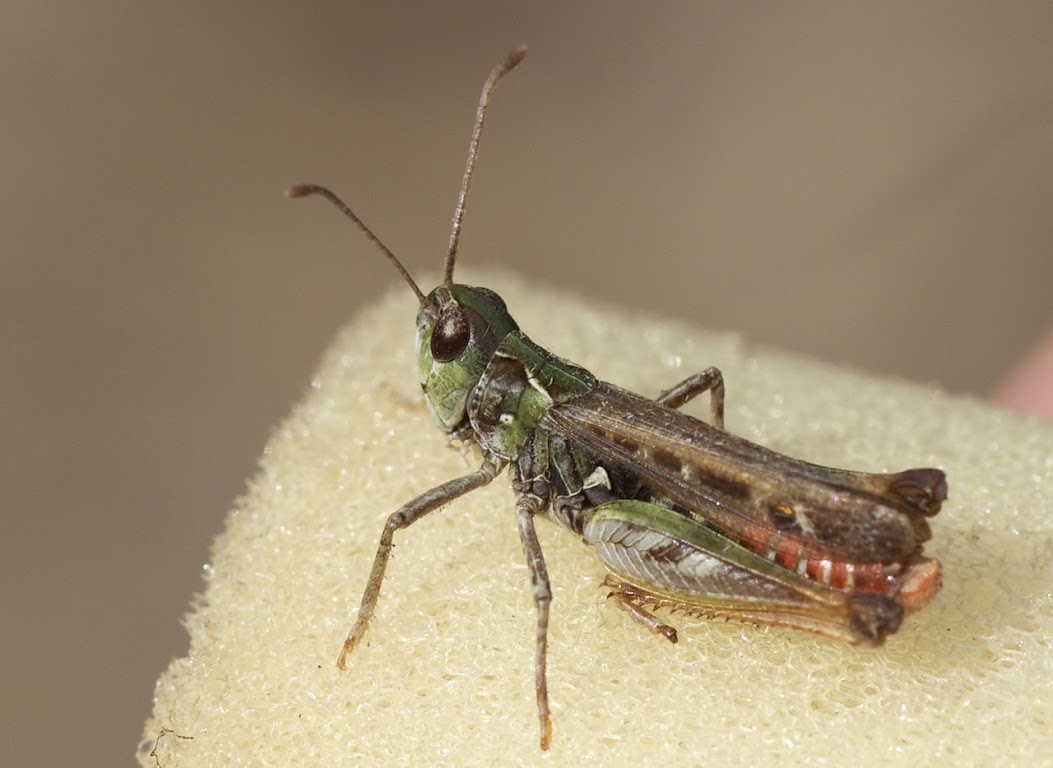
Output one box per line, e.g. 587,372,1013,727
430,305,471,362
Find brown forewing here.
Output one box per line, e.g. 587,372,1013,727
540,382,944,565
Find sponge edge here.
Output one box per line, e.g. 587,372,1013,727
139,272,1053,766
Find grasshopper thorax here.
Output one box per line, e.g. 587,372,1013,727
416,284,519,432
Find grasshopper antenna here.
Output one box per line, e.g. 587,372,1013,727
286,183,429,306
287,47,526,301
443,45,528,286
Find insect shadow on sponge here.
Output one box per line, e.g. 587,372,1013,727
287,45,947,751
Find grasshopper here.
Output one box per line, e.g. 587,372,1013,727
288,46,945,750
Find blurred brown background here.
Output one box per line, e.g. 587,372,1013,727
3,3,1051,765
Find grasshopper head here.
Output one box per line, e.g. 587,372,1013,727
415,284,518,432
288,47,528,432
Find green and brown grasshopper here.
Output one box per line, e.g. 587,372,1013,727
289,46,945,750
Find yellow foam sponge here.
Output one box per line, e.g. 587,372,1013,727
139,273,1053,766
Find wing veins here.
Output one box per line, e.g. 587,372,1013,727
541,383,897,561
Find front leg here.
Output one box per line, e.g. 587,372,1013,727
514,493,554,750
337,459,500,669
655,366,725,428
